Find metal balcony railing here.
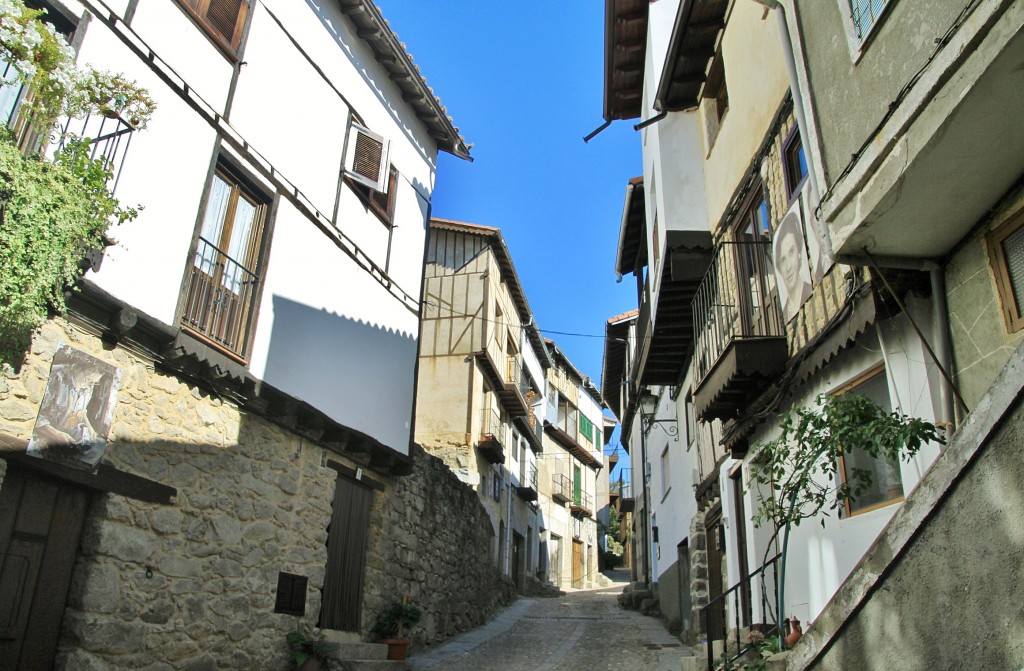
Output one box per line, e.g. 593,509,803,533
701,554,781,671
480,407,503,440
692,241,784,387
610,469,632,499
552,473,572,503
505,354,531,400
1,58,134,190
182,237,261,360
572,490,593,513
520,464,537,490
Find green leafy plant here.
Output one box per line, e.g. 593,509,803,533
285,628,337,670
371,597,422,640
0,0,156,130
746,392,943,643
0,132,140,365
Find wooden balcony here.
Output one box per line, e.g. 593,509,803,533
691,241,787,422
543,421,602,468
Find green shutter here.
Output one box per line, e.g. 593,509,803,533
579,414,594,441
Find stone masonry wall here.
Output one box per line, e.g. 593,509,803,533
365,443,515,648
0,319,514,668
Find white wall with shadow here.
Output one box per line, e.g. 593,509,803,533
262,295,418,455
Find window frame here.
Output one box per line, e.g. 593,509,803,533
178,158,274,364
347,164,399,227
173,0,252,61
987,208,1024,333
782,126,809,202
835,364,905,517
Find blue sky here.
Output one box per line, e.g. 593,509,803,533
377,2,642,401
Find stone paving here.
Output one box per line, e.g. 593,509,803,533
408,580,698,671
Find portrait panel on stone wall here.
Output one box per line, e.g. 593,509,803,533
27,344,122,471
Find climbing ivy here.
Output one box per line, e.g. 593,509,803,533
0,0,152,366
0,132,138,364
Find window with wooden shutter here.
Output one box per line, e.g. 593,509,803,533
175,0,251,57
345,123,390,193
987,208,1024,333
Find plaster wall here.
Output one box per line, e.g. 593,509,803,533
700,1,789,226
792,0,965,187
945,189,1024,409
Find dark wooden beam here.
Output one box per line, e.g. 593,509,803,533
0,434,176,505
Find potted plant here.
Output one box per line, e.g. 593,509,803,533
286,627,337,671
371,596,422,661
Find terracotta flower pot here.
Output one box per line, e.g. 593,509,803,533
381,638,410,660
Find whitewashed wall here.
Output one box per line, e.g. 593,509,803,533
65,0,440,455
731,305,943,626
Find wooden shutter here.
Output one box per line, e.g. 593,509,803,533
179,0,249,54
345,123,390,193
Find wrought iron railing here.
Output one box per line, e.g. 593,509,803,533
692,241,784,387
573,490,593,513
479,407,503,441
701,554,781,671
552,473,572,502
520,463,537,490
1,57,134,190
182,237,260,360
610,468,632,499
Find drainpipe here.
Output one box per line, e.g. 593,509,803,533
753,0,834,264
837,253,962,431
929,269,958,430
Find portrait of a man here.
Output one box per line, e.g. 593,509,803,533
27,345,122,471
773,199,813,321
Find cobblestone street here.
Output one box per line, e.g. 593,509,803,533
408,587,697,671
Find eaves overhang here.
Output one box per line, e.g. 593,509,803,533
545,339,607,409
615,176,647,278
339,0,472,160
429,218,552,368
654,0,728,112
638,230,714,386
603,0,649,122
601,310,638,421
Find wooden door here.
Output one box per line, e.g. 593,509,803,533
704,509,726,642
511,532,523,590
571,540,583,588
678,540,692,637
320,474,374,632
550,535,561,587
732,471,752,627
0,468,90,670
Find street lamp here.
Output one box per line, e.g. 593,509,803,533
638,390,679,441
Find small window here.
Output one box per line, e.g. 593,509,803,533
274,572,308,615
704,54,728,123
684,391,695,447
783,128,808,198
849,0,892,41
175,0,251,57
836,366,904,515
988,209,1024,333
660,446,671,498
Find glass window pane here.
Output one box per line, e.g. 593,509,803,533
1002,226,1024,312
200,175,232,246
841,369,902,513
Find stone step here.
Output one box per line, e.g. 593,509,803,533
333,642,391,661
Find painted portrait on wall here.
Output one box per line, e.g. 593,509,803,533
27,345,122,471
773,198,814,322
802,188,833,285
